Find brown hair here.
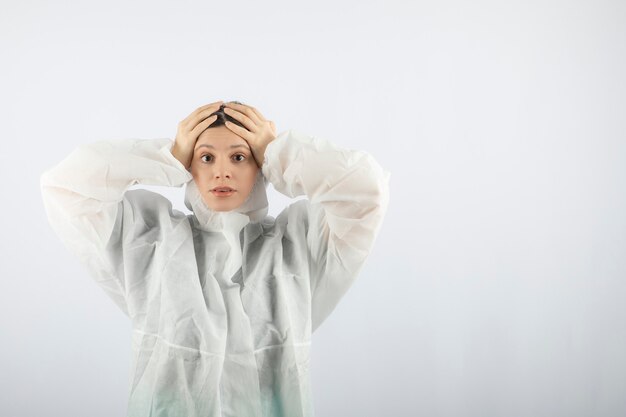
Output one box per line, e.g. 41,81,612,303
206,101,248,131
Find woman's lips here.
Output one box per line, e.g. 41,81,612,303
211,189,236,197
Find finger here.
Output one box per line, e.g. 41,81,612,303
195,100,224,114
235,103,268,128
228,102,266,121
249,106,266,121
183,104,223,130
224,120,254,142
223,107,258,133
224,102,262,125
190,101,223,120
189,115,218,142
182,101,223,126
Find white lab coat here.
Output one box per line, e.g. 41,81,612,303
40,129,390,417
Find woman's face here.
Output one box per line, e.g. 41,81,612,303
190,125,259,212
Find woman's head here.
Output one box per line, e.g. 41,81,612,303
190,101,260,212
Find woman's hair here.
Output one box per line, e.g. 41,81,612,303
206,100,248,131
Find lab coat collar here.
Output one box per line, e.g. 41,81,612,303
184,168,269,235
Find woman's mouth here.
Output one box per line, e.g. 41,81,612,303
211,187,236,197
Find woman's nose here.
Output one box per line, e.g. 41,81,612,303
213,159,232,178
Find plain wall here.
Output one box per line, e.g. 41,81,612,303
1,0,625,416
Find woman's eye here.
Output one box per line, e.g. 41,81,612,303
200,154,246,163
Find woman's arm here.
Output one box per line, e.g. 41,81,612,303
40,138,193,317
261,129,391,333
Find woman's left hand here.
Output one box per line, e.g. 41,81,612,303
222,102,277,169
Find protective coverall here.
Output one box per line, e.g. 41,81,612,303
40,128,390,417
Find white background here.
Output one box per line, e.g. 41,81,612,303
2,0,625,416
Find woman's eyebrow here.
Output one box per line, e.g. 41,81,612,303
195,144,250,151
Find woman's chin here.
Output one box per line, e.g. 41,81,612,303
203,199,240,212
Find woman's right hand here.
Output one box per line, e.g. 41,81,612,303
171,100,223,169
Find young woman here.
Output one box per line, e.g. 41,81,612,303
40,100,390,417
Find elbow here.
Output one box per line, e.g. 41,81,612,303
365,184,390,221
40,169,53,195
374,180,390,215
361,154,391,215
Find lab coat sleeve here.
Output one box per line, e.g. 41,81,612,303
261,129,391,333
40,138,193,317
